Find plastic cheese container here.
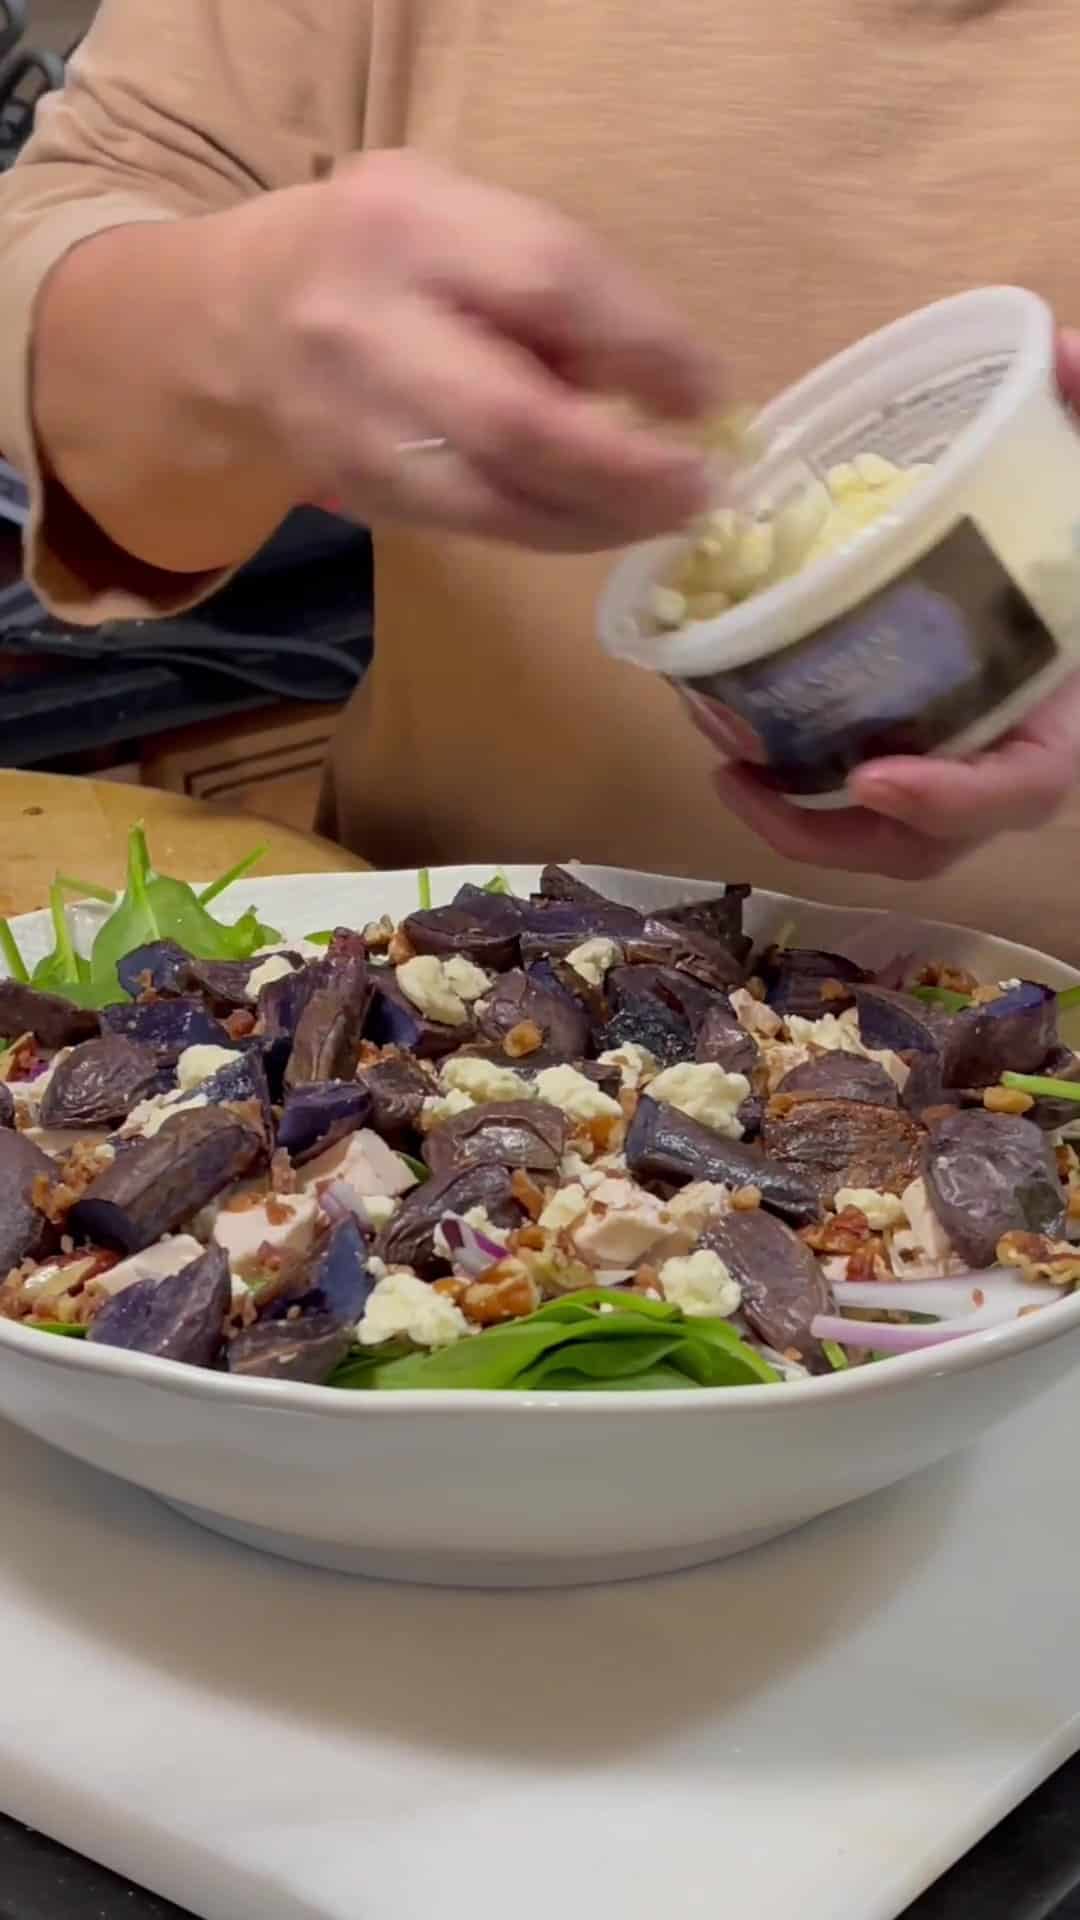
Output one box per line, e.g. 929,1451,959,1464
598,287,1080,806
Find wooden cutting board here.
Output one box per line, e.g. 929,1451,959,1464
0,770,369,916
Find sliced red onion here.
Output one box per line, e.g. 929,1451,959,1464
320,1179,375,1229
811,1303,1051,1355
440,1214,509,1277
831,1268,1064,1319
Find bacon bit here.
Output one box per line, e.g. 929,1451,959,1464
972,1287,986,1308
460,1262,540,1327
510,1168,546,1220
503,1020,544,1059
269,1149,297,1196
983,1085,1034,1116
387,928,415,966
264,1195,295,1227
731,1185,762,1212
225,1007,256,1040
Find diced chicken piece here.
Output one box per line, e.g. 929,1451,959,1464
297,1128,418,1199
570,1176,690,1268
213,1193,320,1272
94,1234,207,1298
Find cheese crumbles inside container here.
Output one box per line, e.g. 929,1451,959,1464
598,288,1080,807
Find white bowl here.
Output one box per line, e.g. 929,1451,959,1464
3,864,1080,1589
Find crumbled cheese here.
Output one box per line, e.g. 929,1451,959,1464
441,954,492,1003
784,1009,908,1090
434,1205,511,1260
658,1248,741,1319
729,988,782,1040
93,1234,209,1299
538,1183,590,1232
245,952,298,998
647,1062,750,1138
835,1187,908,1232
397,954,486,1026
598,1042,660,1090
571,1176,687,1267
667,1181,732,1234
534,1064,622,1123
358,1269,470,1348
421,1088,477,1129
122,1088,208,1139
889,1178,963,1279
176,1044,243,1093
566,937,621,988
440,1056,534,1104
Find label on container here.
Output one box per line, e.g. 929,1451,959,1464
675,516,1061,798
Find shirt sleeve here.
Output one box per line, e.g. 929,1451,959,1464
0,0,367,621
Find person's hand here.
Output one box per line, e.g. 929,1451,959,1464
694,331,1080,879
237,150,717,550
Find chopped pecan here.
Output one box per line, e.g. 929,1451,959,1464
460,1261,540,1326
510,1168,546,1220
800,1205,873,1256
997,1230,1080,1286
503,1020,544,1059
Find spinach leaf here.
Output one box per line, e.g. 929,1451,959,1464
0,918,30,984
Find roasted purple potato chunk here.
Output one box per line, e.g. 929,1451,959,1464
855,986,944,1057
423,1099,567,1178
403,904,520,971
356,1056,433,1137
196,1047,274,1146
1023,1046,1080,1131
228,1315,352,1384
0,979,98,1049
759,947,869,1018
661,885,752,966
366,977,469,1059
89,1243,231,1369
939,982,1057,1089
100,995,232,1066
0,1082,14,1129
922,1110,1065,1268
695,1002,759,1077
705,1210,831,1371
626,916,746,991
376,1163,522,1277
762,1097,922,1206
774,1054,899,1109
0,1129,57,1271
278,1080,373,1163
517,897,644,963
625,1096,820,1225
475,967,588,1059
38,1035,157,1130
115,939,193,998
268,1216,374,1327
70,1105,263,1253
285,957,372,1088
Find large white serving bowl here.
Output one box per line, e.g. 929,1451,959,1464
2,864,1080,1589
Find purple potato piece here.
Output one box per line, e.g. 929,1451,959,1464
196,1047,275,1148
704,1210,831,1371
228,1315,352,1384
100,996,232,1066
451,884,528,927
39,1035,158,1130
517,897,645,964
89,1243,230,1368
625,1096,820,1225
534,865,613,904
607,962,722,1036
761,1098,923,1206
625,916,746,991
423,1099,568,1178
278,1080,373,1163
186,958,270,1010
475,967,589,1059
922,1109,1065,1268
661,886,753,967
759,948,869,1019
0,1082,14,1128
116,940,193,998
285,956,373,1088
600,999,694,1069
899,1050,948,1119
256,958,326,1043
70,1105,263,1253
0,1129,57,1270
737,1095,764,1139
854,986,945,1056
0,980,98,1050
695,1002,759,1077
940,982,1058,1090
357,1056,434,1137
269,1216,374,1325
376,1162,523,1277
366,977,469,1059
403,905,520,971
775,1054,899,1109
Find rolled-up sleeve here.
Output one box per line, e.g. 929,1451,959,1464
0,0,365,618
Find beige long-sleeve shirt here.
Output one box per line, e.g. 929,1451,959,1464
1,0,1079,956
